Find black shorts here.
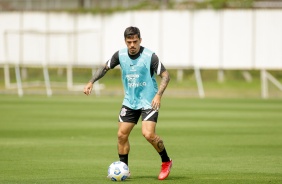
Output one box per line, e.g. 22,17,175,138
118,105,159,124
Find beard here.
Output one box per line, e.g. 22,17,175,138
129,47,138,55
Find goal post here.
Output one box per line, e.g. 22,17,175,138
261,70,282,99
3,29,102,96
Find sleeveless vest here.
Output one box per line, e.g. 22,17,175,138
119,48,158,110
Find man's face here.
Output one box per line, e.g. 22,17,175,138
125,34,142,55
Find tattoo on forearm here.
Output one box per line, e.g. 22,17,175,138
89,65,109,84
157,73,170,96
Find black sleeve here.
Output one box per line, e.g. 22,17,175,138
150,53,166,76
106,51,120,69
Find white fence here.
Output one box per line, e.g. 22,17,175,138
0,10,282,97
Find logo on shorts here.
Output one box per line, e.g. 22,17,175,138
120,108,127,116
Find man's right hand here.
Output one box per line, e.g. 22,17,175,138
83,82,93,95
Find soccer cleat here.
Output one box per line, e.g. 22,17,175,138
158,159,173,180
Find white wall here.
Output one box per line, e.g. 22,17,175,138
0,10,281,69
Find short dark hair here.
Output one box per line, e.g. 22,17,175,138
124,26,141,39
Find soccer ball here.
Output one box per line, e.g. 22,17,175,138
107,161,129,181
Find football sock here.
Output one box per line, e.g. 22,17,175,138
159,148,170,162
119,154,128,166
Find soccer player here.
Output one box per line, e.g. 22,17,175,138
83,26,172,180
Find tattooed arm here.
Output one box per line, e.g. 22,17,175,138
89,64,110,84
157,71,170,96
83,64,110,95
84,51,119,95
151,70,170,110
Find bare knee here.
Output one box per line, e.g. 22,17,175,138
118,131,129,143
143,132,165,151
142,131,156,142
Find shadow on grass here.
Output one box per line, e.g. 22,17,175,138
128,175,191,180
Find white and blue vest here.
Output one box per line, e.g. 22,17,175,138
119,48,158,110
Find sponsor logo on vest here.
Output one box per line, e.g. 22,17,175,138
126,74,146,88
128,82,146,88
126,74,139,82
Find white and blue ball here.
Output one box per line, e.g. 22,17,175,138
107,161,129,181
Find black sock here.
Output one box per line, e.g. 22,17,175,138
159,148,170,162
119,154,128,166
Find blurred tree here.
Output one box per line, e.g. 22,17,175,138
79,0,85,8
196,0,254,9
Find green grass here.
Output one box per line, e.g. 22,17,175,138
0,95,282,183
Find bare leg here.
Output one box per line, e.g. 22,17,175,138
117,122,135,155
142,121,172,180
141,121,164,152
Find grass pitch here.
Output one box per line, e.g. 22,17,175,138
0,95,282,184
